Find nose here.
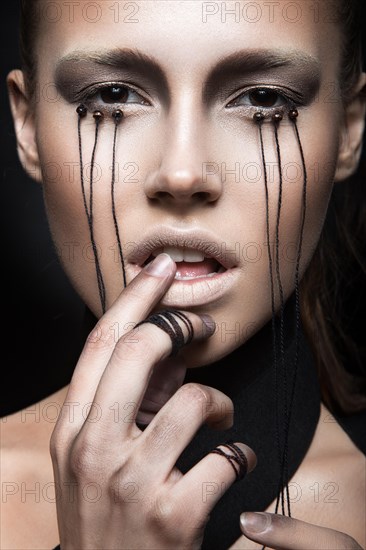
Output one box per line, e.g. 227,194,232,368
144,106,223,208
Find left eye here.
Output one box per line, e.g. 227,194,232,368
227,88,287,109
97,85,149,105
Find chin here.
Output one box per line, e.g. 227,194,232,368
179,336,238,369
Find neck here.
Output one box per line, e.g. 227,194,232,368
183,289,298,396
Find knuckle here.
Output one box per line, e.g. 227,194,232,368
150,493,179,527
143,417,179,451
49,425,69,461
107,464,138,503
84,320,117,353
115,328,158,363
69,434,103,479
49,430,61,460
149,495,201,543
178,383,210,406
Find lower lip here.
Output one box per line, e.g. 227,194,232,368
128,263,240,307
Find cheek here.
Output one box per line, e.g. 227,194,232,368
204,108,340,332
36,108,119,308
279,112,340,263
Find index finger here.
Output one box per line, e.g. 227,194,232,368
61,253,176,425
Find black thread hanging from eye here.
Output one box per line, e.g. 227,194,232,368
271,109,288,518
77,105,107,314
273,108,307,523
253,108,308,550
76,104,89,219
253,110,287,550
254,109,281,498
111,109,127,288
90,110,107,313
280,108,307,520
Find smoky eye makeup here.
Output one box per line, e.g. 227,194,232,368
55,49,321,122
54,61,158,114
224,85,307,118
69,82,152,113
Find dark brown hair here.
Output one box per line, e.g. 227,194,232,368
18,0,366,414
299,0,366,415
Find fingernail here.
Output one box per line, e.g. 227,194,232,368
240,512,271,534
199,314,216,337
144,253,174,277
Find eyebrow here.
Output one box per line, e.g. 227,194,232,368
55,47,321,104
203,49,321,100
55,48,169,102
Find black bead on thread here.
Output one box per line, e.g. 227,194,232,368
93,110,103,122
272,111,283,123
76,104,87,118
253,111,265,123
111,109,127,289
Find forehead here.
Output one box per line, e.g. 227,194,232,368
36,0,341,79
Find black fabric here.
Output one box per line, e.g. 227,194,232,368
175,292,321,549
77,293,365,550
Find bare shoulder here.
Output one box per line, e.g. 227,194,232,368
230,403,366,549
0,393,65,549
289,403,365,542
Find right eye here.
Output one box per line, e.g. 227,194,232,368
83,84,151,106
247,89,283,108
227,87,289,110
101,85,149,105
100,85,130,103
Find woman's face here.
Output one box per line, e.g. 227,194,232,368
14,1,354,367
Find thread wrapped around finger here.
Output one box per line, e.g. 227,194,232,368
209,441,249,482
134,309,194,357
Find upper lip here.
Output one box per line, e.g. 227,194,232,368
127,227,238,270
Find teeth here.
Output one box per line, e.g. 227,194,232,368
183,249,205,262
174,272,217,280
151,246,205,262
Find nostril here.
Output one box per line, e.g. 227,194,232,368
154,191,174,200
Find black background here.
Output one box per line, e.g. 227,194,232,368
1,2,366,416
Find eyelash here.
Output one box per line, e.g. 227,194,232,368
76,83,301,118
76,82,152,113
225,86,302,115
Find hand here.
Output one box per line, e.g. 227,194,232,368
50,253,257,549
240,512,364,549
